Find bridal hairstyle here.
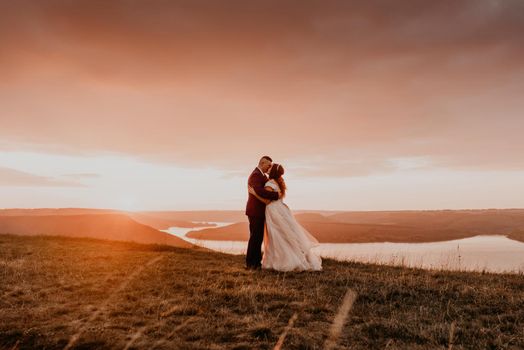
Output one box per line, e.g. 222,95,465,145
268,163,286,197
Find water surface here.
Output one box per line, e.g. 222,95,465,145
164,223,524,273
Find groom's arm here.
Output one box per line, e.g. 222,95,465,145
249,175,279,200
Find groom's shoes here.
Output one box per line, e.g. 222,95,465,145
245,265,262,271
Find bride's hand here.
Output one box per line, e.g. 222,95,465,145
248,186,256,195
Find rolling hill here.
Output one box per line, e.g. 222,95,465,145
0,208,203,230
185,221,472,243
125,212,213,230
0,213,194,248
135,210,248,223
185,209,524,243
327,209,524,233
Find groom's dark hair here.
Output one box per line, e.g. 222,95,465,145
260,155,272,162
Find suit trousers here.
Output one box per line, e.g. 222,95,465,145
246,215,265,268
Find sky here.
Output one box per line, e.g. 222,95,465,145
1,0,524,211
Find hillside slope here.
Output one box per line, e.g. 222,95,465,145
0,234,522,349
0,209,203,231
0,214,194,248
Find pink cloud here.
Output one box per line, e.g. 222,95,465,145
0,167,85,187
0,0,523,175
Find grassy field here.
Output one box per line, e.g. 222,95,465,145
1,234,523,349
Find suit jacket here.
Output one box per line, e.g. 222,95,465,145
245,168,280,217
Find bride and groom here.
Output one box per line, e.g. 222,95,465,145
245,156,322,272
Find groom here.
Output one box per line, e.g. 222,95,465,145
245,155,280,270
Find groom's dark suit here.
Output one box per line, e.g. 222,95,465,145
245,167,279,268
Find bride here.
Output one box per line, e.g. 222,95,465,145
248,163,322,272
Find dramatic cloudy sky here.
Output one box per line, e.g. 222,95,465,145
1,0,523,210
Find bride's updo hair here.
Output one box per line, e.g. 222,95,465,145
268,163,286,197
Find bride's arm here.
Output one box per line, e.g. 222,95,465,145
248,186,271,205
249,176,279,200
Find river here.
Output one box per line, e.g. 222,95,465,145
163,223,524,273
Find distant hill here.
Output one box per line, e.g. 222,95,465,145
184,213,335,241
293,212,335,223
187,222,248,240
0,209,214,230
327,209,524,235
298,222,471,243
126,209,524,241
136,210,248,223
508,230,524,243
125,212,212,230
134,210,342,225
185,220,472,243
0,214,194,248
186,209,524,243
3,208,524,244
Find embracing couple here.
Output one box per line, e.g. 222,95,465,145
244,156,322,272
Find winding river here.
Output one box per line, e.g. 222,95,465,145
164,223,524,273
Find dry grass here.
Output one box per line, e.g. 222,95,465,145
1,233,523,349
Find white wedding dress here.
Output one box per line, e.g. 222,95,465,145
262,180,322,272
